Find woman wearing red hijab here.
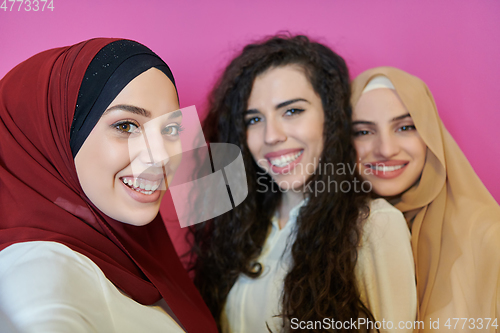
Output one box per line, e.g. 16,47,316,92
0,38,217,332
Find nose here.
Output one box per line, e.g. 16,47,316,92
141,126,170,167
264,118,287,145
374,132,400,158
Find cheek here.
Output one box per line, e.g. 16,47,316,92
415,140,428,169
166,141,183,172
79,132,131,189
296,118,324,155
97,139,131,177
410,137,428,165
353,140,370,160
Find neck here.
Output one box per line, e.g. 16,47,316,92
278,189,305,229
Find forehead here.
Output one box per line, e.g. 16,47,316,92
247,65,315,107
109,68,179,116
353,88,408,121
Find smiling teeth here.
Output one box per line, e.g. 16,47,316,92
121,177,162,195
269,151,303,168
369,164,405,172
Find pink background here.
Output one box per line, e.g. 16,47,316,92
1,1,499,250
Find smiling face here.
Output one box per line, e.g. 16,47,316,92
74,68,182,226
244,65,325,191
352,88,427,197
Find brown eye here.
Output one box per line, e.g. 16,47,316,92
163,127,175,135
161,124,183,136
120,123,131,131
113,121,140,134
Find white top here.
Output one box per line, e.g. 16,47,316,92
0,241,185,333
222,198,417,333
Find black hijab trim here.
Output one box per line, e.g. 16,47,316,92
70,40,176,157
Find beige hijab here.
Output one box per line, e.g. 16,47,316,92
352,67,500,331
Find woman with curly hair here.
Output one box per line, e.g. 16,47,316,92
190,35,417,332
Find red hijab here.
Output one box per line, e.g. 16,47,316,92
0,38,217,333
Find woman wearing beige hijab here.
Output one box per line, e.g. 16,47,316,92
351,66,500,332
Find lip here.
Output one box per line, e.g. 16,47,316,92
264,148,303,159
120,177,163,203
265,148,304,174
362,160,409,179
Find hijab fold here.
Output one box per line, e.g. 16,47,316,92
352,67,500,332
0,38,217,333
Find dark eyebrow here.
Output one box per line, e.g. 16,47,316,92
166,110,182,119
391,113,411,122
352,120,374,126
103,105,182,119
244,109,259,116
103,104,151,118
276,98,309,109
244,98,310,115
352,113,411,126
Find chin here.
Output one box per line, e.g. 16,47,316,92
101,199,162,226
273,175,307,191
373,188,401,198
374,176,422,198
370,182,407,198
116,210,159,226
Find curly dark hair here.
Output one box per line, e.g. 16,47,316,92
189,34,375,332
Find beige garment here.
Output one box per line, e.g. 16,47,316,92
222,198,416,333
352,67,500,332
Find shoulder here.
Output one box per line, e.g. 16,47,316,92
368,197,403,216
0,241,183,333
360,198,411,247
0,240,90,260
0,241,109,308
0,241,101,279
355,200,417,328
0,241,114,331
365,198,408,233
